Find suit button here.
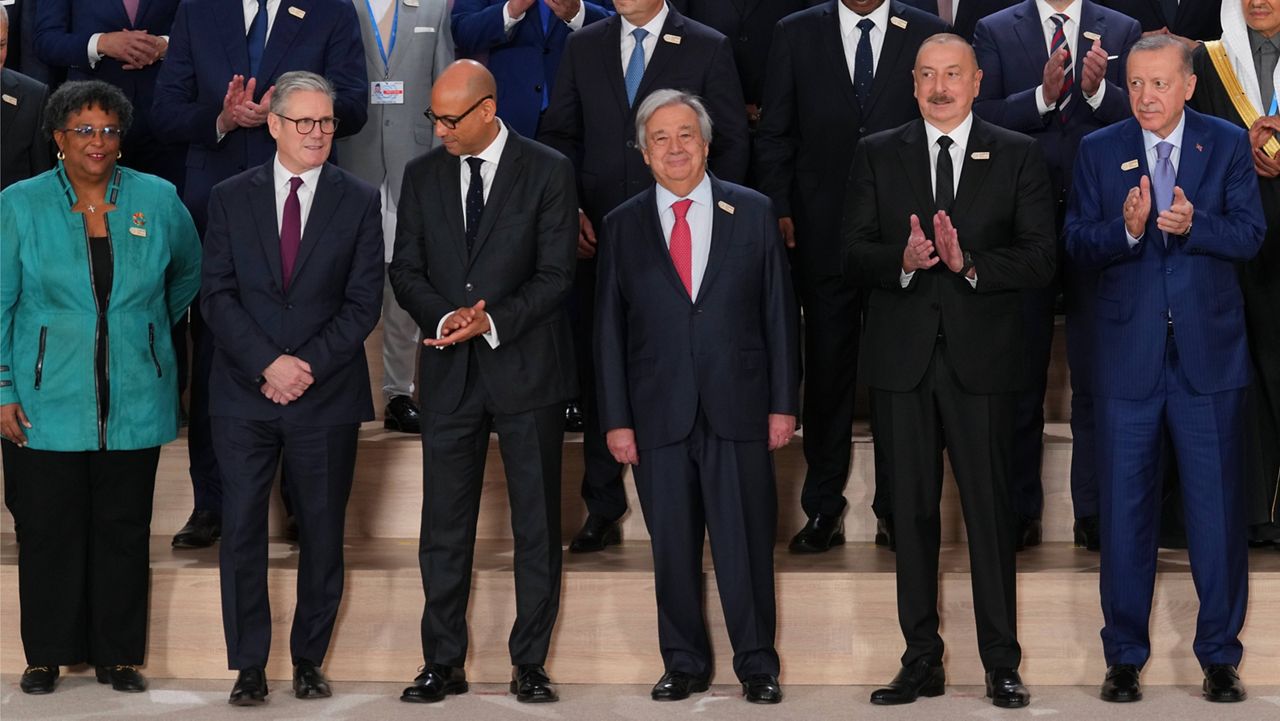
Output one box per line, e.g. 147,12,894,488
284,303,293,310
1165,267,1173,274
535,84,543,93
694,309,703,314
739,34,748,42
859,126,867,134
284,347,293,354
385,119,392,127
465,282,474,291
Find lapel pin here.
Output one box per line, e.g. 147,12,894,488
404,0,420,5
717,200,735,214
970,151,990,160
1196,143,1204,152
2,94,17,106
129,227,147,237
1121,159,1139,171
663,34,682,45
891,16,908,29
132,212,146,227
1083,31,1101,41
414,26,436,33
288,5,306,18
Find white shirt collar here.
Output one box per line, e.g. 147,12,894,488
1142,111,1186,153
461,119,510,168
272,155,324,191
1034,0,1083,27
923,112,975,151
621,2,670,41
838,0,893,37
655,171,713,215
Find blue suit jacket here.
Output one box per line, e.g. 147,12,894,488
594,175,800,449
151,0,368,230
200,161,384,425
974,0,1140,199
451,0,613,138
1064,111,1265,401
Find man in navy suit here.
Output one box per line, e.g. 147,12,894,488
451,0,614,139
201,71,383,705
34,0,184,187
153,0,367,552
539,0,750,553
1064,34,1264,704
595,89,799,704
974,0,1140,551
1099,0,1222,42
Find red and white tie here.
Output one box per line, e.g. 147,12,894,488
1050,14,1074,123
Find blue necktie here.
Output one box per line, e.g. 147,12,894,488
853,18,874,107
625,28,649,106
1153,141,1175,245
247,0,269,79
538,0,553,32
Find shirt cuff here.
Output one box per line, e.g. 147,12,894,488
1126,229,1143,247
504,1,525,33
899,269,915,288
1084,80,1105,109
1035,84,1052,116
434,314,501,349
88,33,104,66
567,2,586,31
966,272,977,288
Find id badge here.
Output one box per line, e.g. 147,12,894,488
371,80,405,105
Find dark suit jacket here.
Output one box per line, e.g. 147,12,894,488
389,130,580,416
1098,0,1221,40
538,5,750,228
755,0,948,276
669,0,821,105
843,116,1057,394
151,0,368,230
451,0,614,138
974,0,1140,201
1064,111,1264,400
0,68,52,190
200,161,383,425
952,0,1019,39
595,175,800,449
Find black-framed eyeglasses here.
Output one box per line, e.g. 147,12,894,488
60,125,125,141
424,95,493,130
274,114,340,134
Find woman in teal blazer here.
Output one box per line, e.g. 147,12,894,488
0,80,201,695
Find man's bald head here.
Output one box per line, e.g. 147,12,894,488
433,60,498,107
429,60,501,157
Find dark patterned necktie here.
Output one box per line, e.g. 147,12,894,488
935,136,954,213
465,157,485,252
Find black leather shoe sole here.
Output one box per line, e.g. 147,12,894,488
652,678,710,701
400,680,468,703
1101,688,1142,703
383,416,420,434
987,691,1030,709
95,667,146,693
869,684,944,705
509,681,558,703
229,692,267,707
788,532,845,554
568,526,621,553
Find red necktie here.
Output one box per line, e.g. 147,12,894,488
669,199,693,297
281,176,303,290
123,0,140,26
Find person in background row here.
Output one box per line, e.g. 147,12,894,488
0,79,202,697
1100,0,1223,45
1,6,52,191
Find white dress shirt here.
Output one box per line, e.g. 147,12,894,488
902,113,977,287
272,154,322,236
837,0,892,84
435,120,511,348
504,0,586,33
620,2,670,74
1127,111,1186,246
654,173,714,301
1032,0,1107,114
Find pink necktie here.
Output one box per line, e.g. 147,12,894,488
281,177,303,289
123,0,140,26
670,199,693,297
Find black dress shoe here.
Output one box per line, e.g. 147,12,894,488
789,512,845,553
293,661,332,699
384,395,421,434
229,667,268,706
172,509,221,549
1100,664,1142,702
741,673,782,704
869,659,945,705
510,664,557,703
20,666,58,694
651,670,709,701
401,664,468,703
1015,517,1042,551
96,665,146,693
564,401,585,432
874,516,896,551
985,668,1030,708
1074,515,1101,551
1202,664,1246,702
569,514,621,553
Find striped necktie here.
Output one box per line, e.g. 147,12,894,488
1049,14,1074,123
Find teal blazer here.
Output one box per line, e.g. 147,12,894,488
1,164,202,451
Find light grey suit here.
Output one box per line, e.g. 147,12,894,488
338,0,455,401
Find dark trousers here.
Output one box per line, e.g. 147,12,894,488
187,303,222,515
633,409,780,681
418,355,565,667
572,261,626,521
1096,339,1248,668
878,344,1021,671
1,440,159,666
212,416,357,669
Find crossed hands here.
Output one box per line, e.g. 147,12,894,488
260,354,313,405
217,75,276,136
97,30,167,70
424,300,491,348
902,212,967,275
1123,175,1194,238
1249,115,1280,178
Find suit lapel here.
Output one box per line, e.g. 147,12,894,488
386,1,417,79
821,6,861,115
865,4,910,119
953,118,995,220
258,0,312,86
249,163,285,295
289,164,343,289
438,154,468,267
694,176,736,304
214,0,250,75
356,0,387,78
1013,1,1049,71
600,17,630,113
644,189,692,303
634,11,684,106
469,133,525,263
1076,3,1106,94
1176,110,1209,209
1119,119,1159,240
897,121,935,216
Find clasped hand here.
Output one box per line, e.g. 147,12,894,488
260,354,313,405
218,76,276,135
901,212,965,274
424,300,491,348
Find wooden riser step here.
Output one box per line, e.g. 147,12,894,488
2,537,1276,687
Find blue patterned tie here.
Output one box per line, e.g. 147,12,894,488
247,0,269,79
625,28,649,106
1153,141,1175,245
853,19,875,107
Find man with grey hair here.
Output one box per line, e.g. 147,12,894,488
202,69,384,706
595,88,799,704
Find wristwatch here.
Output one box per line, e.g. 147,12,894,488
958,250,975,277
